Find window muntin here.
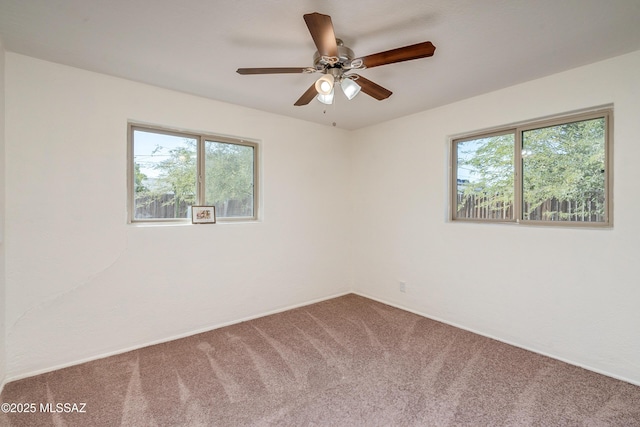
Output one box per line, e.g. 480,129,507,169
452,109,611,226
129,125,258,223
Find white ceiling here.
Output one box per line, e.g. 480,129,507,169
1,0,639,130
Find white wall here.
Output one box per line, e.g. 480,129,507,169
4,53,352,379
0,38,6,391
350,50,640,385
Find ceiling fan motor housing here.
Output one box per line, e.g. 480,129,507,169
313,38,355,71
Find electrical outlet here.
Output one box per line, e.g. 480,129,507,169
399,281,406,293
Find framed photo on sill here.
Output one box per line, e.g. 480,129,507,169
192,206,216,224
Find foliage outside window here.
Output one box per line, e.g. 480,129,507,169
129,125,258,222
452,109,611,226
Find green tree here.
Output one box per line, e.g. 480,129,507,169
522,118,605,220
204,141,254,217
457,118,605,221
148,140,254,218
134,163,148,193
151,142,197,217
457,134,515,218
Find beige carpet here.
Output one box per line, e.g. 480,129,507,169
1,294,639,426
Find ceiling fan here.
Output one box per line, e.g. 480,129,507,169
236,12,436,106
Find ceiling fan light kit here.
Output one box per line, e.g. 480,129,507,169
341,78,361,100
316,90,334,105
236,12,436,107
315,73,335,95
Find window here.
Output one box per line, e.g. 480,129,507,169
128,124,258,222
452,109,612,226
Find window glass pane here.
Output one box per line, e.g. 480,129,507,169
133,130,197,219
455,133,515,220
522,117,606,222
204,140,255,218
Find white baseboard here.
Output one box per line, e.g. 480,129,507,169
5,290,638,389
352,290,640,388
3,291,352,385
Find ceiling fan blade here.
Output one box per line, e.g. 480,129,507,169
303,12,338,58
352,74,392,100
358,41,436,69
294,83,318,106
237,67,310,75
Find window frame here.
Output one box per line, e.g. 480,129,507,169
127,123,259,224
450,107,613,227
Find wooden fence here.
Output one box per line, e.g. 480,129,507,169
135,194,253,219
456,194,604,222
456,194,513,220
135,194,191,219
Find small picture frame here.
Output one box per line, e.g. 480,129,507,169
191,206,216,224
